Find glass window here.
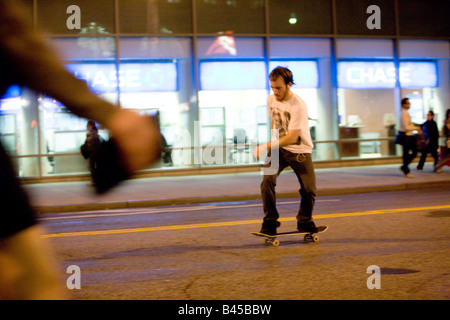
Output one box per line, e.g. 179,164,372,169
196,0,265,34
0,88,39,157
337,60,397,158
336,38,398,159
335,0,395,36
198,37,266,166
118,37,195,169
269,37,337,161
399,40,449,134
38,38,116,176
37,0,115,34
336,38,394,59
398,0,450,37
268,0,332,34
119,0,192,34
398,42,449,134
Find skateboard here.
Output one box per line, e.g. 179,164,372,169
251,226,328,247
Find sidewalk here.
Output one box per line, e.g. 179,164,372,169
24,163,450,214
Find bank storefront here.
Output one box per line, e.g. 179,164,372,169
0,1,448,179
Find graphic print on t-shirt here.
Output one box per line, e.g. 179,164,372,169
272,110,301,145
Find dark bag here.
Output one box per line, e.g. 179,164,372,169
394,131,405,145
80,143,90,159
91,138,130,194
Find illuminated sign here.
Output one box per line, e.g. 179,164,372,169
200,61,266,90
66,62,177,93
398,62,438,88
1,85,21,99
269,61,319,88
338,61,438,89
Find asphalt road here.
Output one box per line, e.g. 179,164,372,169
39,188,450,301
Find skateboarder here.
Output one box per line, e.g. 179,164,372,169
253,67,317,236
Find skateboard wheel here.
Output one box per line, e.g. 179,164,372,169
263,239,270,245
272,240,279,247
303,235,309,242
313,236,319,242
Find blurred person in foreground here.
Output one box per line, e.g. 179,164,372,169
0,0,160,299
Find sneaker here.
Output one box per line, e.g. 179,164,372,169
297,221,318,233
405,173,414,178
259,227,277,236
260,221,280,236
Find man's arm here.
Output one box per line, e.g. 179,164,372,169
0,0,160,171
253,118,300,160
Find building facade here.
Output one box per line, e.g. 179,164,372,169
1,0,449,179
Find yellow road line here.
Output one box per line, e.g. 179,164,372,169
42,204,450,239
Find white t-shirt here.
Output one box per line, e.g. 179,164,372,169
400,108,416,136
267,93,314,154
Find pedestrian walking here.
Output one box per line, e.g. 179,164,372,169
416,111,439,170
434,117,450,173
399,98,422,178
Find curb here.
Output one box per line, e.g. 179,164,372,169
33,180,450,214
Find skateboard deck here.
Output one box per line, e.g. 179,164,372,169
252,225,328,247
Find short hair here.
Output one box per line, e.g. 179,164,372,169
269,66,294,85
87,120,98,131
428,110,434,116
401,98,409,105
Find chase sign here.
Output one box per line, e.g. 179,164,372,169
338,61,437,89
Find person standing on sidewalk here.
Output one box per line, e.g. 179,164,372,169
253,67,317,235
416,111,439,171
399,98,421,178
434,117,450,173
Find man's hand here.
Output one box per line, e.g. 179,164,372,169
105,109,161,172
253,144,267,161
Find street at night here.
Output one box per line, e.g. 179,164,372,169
39,188,449,301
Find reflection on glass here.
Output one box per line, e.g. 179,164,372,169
118,37,195,169
119,0,192,34
37,0,115,34
196,0,265,34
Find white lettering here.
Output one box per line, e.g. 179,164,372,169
347,67,360,83
66,265,81,289
92,71,109,88
178,304,212,317
345,67,397,84
366,265,381,289
386,67,396,83
366,5,381,30
66,5,81,30
399,67,411,83
125,70,141,88
373,67,388,82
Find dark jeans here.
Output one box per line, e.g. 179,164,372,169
417,144,438,169
260,148,316,228
401,135,418,174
